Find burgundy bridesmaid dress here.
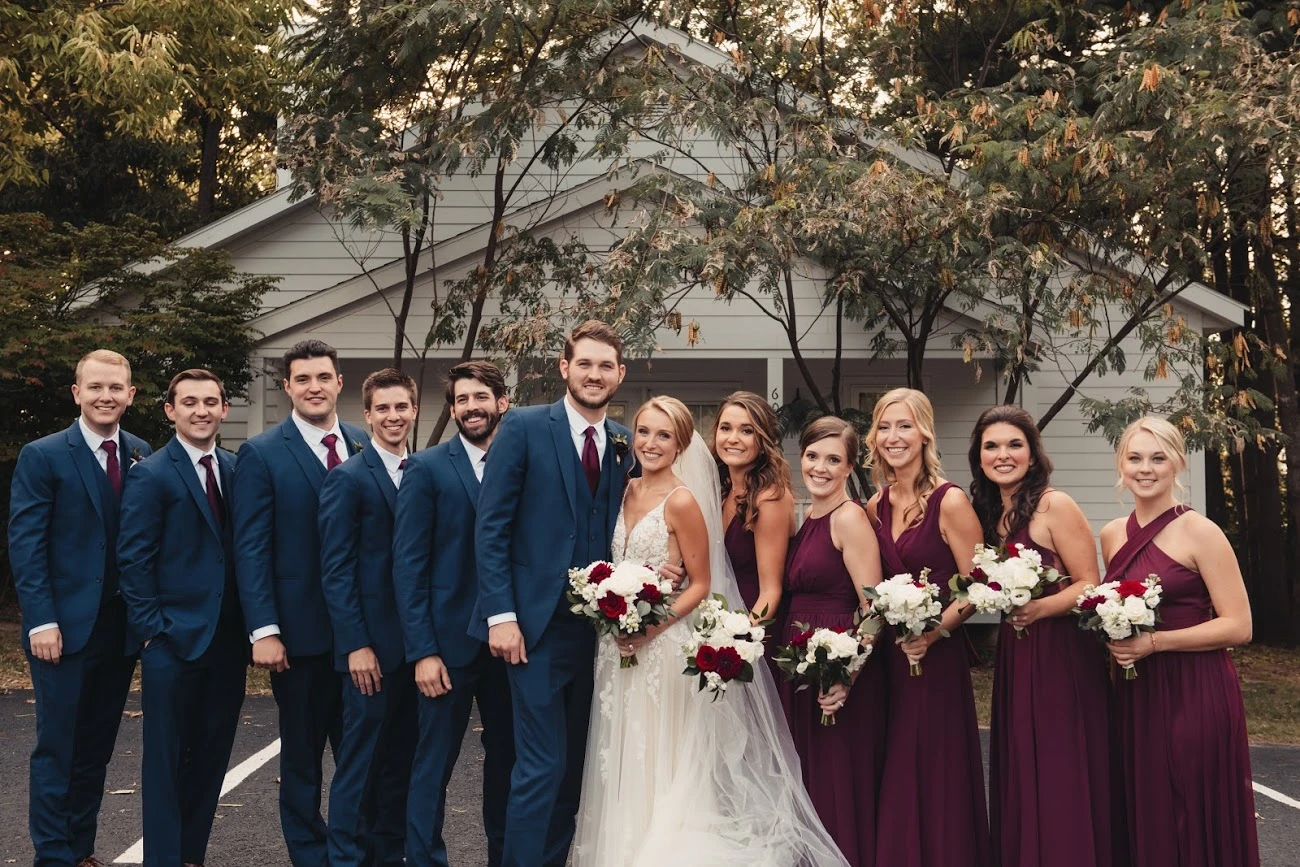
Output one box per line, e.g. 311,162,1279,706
989,528,1119,867
1108,506,1259,867
778,501,885,867
725,513,762,615
872,483,992,867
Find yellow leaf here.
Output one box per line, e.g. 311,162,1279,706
686,320,702,346
1140,65,1161,92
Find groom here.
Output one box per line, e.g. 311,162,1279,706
473,320,631,867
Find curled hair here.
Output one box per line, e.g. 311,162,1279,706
362,368,418,410
564,319,624,364
799,417,859,494
967,405,1054,547
709,391,793,531
864,388,943,527
634,395,695,460
1116,416,1188,499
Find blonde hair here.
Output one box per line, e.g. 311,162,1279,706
1115,416,1188,498
634,395,695,461
865,387,943,525
75,349,132,384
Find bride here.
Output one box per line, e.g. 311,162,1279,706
572,396,848,866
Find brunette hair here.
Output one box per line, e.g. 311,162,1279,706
282,339,339,378
800,416,860,466
76,349,132,384
710,391,793,531
967,405,1054,547
165,368,227,405
634,395,695,460
445,360,506,404
1116,416,1188,498
864,387,943,527
362,368,418,410
564,320,623,364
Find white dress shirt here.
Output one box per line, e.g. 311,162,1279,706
372,439,408,489
460,435,487,482
30,419,126,639
486,397,607,629
291,410,348,468
178,437,222,494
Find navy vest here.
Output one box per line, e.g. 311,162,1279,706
569,440,614,569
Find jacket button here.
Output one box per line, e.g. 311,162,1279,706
95,577,102,583
98,542,105,550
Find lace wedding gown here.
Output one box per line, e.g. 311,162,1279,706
572,465,849,867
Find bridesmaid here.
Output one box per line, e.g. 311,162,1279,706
711,391,796,622
780,416,884,867
1102,417,1258,867
969,406,1118,867
865,388,992,867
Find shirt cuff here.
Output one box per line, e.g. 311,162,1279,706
486,612,518,627
249,624,281,643
29,622,58,638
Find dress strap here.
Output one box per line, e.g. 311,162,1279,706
1107,504,1192,579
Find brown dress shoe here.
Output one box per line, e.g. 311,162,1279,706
75,858,105,867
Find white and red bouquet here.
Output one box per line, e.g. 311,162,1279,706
774,622,873,725
1072,575,1163,679
949,542,1066,637
567,560,676,668
681,594,766,700
863,569,946,676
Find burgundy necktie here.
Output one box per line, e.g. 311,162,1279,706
198,455,224,528
582,426,600,495
398,458,407,471
101,440,122,496
321,433,343,470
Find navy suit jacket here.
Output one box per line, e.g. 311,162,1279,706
117,437,236,661
318,444,405,673
473,399,632,648
392,436,485,670
8,421,152,654
232,416,368,657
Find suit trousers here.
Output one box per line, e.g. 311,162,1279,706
27,597,136,867
327,663,417,867
270,652,343,867
139,625,246,867
406,647,514,867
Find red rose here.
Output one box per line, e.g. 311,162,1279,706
1079,595,1104,611
637,583,664,604
589,562,613,584
969,567,987,582
597,592,627,619
791,629,814,647
913,581,927,589
1117,580,1147,599
714,646,744,680
987,581,1002,592
695,645,718,672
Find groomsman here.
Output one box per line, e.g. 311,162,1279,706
319,369,420,867
117,369,245,867
9,349,151,867
393,361,515,867
232,339,368,867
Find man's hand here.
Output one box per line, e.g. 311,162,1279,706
488,622,528,665
414,655,453,699
659,561,687,591
30,627,62,665
348,647,382,696
252,635,290,672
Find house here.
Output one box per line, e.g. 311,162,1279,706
158,21,1246,538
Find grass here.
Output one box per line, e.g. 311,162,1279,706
3,622,1298,743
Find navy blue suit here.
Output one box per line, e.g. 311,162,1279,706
318,445,417,867
474,399,631,867
393,436,514,867
232,415,367,867
117,436,246,867
8,421,150,866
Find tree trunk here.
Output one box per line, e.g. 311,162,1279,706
197,115,222,221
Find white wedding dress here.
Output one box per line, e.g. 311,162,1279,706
571,434,848,867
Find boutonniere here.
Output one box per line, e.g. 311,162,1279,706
130,447,143,466
611,433,629,465
351,439,365,453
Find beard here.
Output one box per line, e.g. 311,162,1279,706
454,409,501,445
566,376,616,411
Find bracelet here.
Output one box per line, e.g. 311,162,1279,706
1150,632,1157,654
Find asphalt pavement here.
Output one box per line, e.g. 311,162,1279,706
1,690,1297,865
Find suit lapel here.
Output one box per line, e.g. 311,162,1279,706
66,424,106,524
549,400,578,519
169,437,223,542
603,422,625,541
282,418,328,492
364,447,398,515
447,436,480,506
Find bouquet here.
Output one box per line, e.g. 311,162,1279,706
863,569,946,676
681,594,767,700
1072,575,1163,680
774,622,873,725
567,560,676,668
949,542,1067,637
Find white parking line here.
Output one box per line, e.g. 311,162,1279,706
113,738,282,865
1254,781,1300,811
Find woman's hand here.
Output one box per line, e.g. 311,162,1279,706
615,627,658,659
1107,632,1157,668
818,683,849,717
1007,598,1052,631
900,631,937,665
